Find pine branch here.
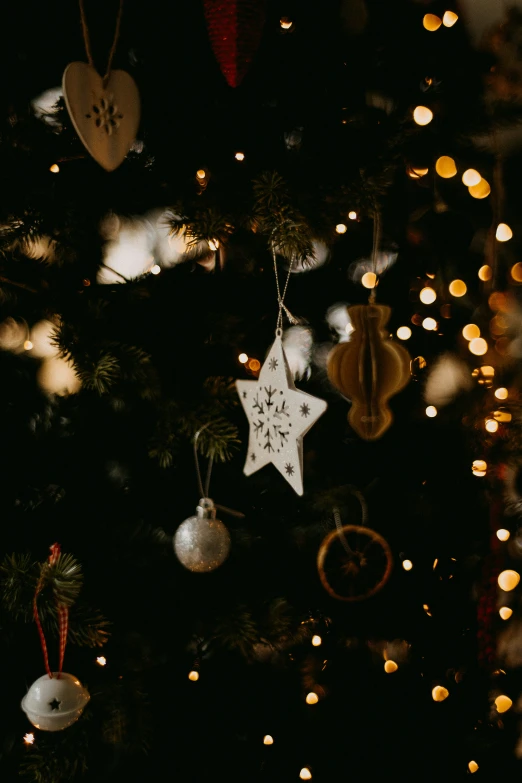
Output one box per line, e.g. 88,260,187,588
180,412,240,462
169,206,234,248
46,603,110,648
0,553,39,620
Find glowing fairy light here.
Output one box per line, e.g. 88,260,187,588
496,529,510,541
188,670,200,681
361,272,377,289
402,560,413,571
23,733,35,745
280,17,293,30
413,106,433,126
96,656,107,666
435,156,457,178
348,211,357,220
496,223,513,242
425,406,437,418
263,735,274,745
49,163,60,173
248,358,261,372
335,223,347,234
423,14,442,31
300,768,312,780
469,337,487,356
442,11,458,27
462,169,480,187
422,317,437,331
468,761,479,773
478,265,492,281
306,692,319,705
498,570,520,592
494,387,508,400
462,324,480,341
196,169,206,179
431,685,449,702
472,460,487,477
384,660,398,673
449,279,466,297
24,340,33,350
511,263,522,283
397,326,411,340
208,239,220,251
311,635,322,647
468,179,491,199
238,353,248,364
235,152,245,161
499,607,513,620
485,419,498,433
495,694,512,713
420,287,436,304
150,264,161,275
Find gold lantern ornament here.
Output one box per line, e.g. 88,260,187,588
327,304,411,440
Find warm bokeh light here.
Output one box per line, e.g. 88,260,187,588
196,169,206,179
510,262,522,284
478,264,492,281
488,292,508,312
96,656,107,666
408,166,429,179
235,152,245,161
468,760,479,774
348,211,357,220
468,179,491,199
384,660,398,673
472,459,487,476
423,14,442,31
496,223,513,242
248,358,261,372
413,106,433,126
23,733,35,745
469,337,488,356
462,324,480,341
485,419,498,433
432,685,449,702
300,768,312,781
426,406,437,418
496,529,510,542
150,264,161,275
336,223,347,234
280,17,293,29
499,607,513,620
420,287,437,304
423,604,432,616
49,163,60,173
188,670,200,681
312,635,322,647
493,409,512,423
443,11,458,27
397,326,412,340
472,366,494,386
462,169,481,187
435,156,457,178
449,279,466,297
402,560,413,571
23,340,33,350
498,570,520,592
208,239,220,251
495,695,513,713
494,387,508,400
361,272,377,289
306,692,319,705
422,317,437,331
263,735,274,745
238,353,248,364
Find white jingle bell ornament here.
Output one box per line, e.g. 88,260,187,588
21,672,90,731
174,498,231,573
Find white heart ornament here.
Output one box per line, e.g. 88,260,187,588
63,62,140,172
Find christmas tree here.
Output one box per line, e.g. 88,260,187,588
2,1,522,780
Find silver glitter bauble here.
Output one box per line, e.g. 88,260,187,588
173,498,231,572
21,672,90,731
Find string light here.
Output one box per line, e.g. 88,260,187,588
442,11,458,27
495,695,513,713
348,211,357,220
432,685,449,702
49,163,60,173
336,223,347,234
397,326,412,340
422,317,437,331
208,239,220,251
469,337,488,356
96,656,107,666
423,604,432,616
462,324,480,341
150,264,161,275
408,166,429,179
435,156,457,178
300,768,312,780
402,559,413,571
423,14,442,31
196,169,206,179
361,272,377,289
499,607,513,620
420,287,436,304
496,529,510,541
472,366,494,386
384,660,398,673
263,735,274,745
248,358,261,372
494,387,508,400
468,761,479,774
498,570,520,591
238,353,248,364
449,279,466,297
511,263,522,283
23,733,35,745
472,460,487,477
462,169,481,187
493,409,512,422
413,106,433,126
24,340,33,350
235,152,245,161
496,223,513,242
485,419,498,433
188,670,200,681
306,692,319,705
478,264,492,281
468,179,491,199
426,406,437,418
311,635,322,647
280,17,293,30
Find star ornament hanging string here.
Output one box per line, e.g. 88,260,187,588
236,250,327,495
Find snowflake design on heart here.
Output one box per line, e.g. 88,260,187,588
85,94,124,136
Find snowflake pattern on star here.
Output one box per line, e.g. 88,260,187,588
236,335,327,495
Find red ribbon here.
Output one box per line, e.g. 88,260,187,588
33,543,69,679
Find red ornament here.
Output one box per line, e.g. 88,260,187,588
203,0,266,87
